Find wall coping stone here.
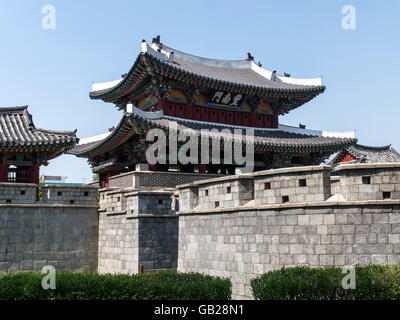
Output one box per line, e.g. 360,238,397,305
334,162,400,171
0,182,38,187
178,199,400,215
43,184,98,189
177,174,253,189
124,190,176,196
251,164,332,177
0,204,98,209
105,210,127,216
99,187,137,195
126,213,179,219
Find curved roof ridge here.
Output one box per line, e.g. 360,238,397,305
150,41,251,69
352,144,392,151
33,127,78,137
0,105,29,114
148,41,322,86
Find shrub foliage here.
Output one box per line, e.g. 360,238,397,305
251,265,400,300
0,271,231,300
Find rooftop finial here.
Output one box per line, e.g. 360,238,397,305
246,52,254,61
152,35,161,44
168,51,174,62
257,61,262,67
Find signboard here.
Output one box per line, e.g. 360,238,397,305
44,175,62,181
209,91,245,107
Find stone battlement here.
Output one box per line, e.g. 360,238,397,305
0,183,98,206
0,183,98,274
177,164,400,213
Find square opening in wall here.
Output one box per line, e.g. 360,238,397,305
362,176,371,185
20,190,25,196
57,191,62,196
6,199,11,204
70,200,75,204
227,186,231,193
383,192,391,199
282,196,289,203
84,191,89,197
215,201,219,208
158,199,163,205
264,182,271,190
299,179,307,187
205,189,208,196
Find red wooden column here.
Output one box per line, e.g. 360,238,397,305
99,173,109,188
0,164,8,182
198,164,206,173
29,164,40,184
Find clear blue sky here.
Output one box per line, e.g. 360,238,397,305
1,1,399,183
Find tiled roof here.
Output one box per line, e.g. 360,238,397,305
330,144,400,166
0,106,78,152
70,108,357,157
89,40,325,110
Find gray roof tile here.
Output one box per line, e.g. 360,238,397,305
0,106,79,149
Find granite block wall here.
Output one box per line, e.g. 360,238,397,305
97,188,178,273
335,163,400,201
0,184,99,273
0,183,37,204
138,217,178,271
178,204,400,299
253,166,332,205
42,185,98,205
98,213,178,273
197,176,254,210
98,212,139,274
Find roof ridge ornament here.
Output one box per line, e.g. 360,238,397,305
152,35,161,45
246,52,254,61
168,51,174,62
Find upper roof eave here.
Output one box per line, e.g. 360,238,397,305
88,40,326,103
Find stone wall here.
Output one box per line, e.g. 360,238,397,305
178,203,400,299
177,163,400,299
97,188,178,273
0,184,99,273
335,163,400,201
98,212,139,274
0,183,38,204
253,166,332,205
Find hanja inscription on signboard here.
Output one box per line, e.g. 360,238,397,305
210,91,245,106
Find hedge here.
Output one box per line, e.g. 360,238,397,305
0,271,231,300
251,265,400,300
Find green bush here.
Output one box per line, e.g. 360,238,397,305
251,265,400,300
0,271,231,300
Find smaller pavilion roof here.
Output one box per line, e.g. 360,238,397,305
330,144,400,166
0,106,78,157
